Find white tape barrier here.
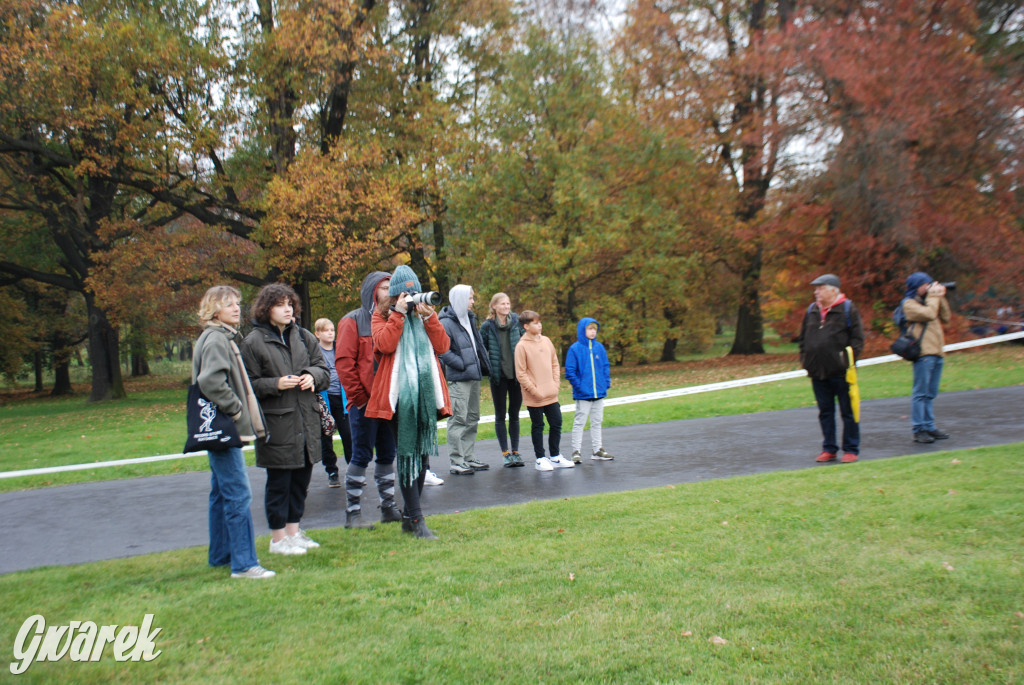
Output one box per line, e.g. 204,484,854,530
4,331,1022,480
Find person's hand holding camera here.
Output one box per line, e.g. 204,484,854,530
395,292,409,314
415,302,435,318
928,282,947,298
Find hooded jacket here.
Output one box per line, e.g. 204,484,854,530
241,321,330,468
365,308,453,421
438,285,490,383
565,317,611,401
336,271,391,410
798,294,865,380
901,272,952,357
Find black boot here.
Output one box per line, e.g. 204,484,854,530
380,505,402,523
345,510,375,530
402,514,438,540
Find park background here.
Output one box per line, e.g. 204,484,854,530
1,3,1024,680
1,0,1023,404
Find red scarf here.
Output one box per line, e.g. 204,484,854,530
818,293,848,322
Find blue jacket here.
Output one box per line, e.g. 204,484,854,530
565,317,611,400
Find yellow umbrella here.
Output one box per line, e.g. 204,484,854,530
845,346,860,423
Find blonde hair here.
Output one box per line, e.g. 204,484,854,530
487,292,511,320
198,286,241,327
314,318,334,333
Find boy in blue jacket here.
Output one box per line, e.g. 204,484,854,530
565,317,614,463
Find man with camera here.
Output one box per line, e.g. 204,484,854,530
901,272,953,444
798,273,865,464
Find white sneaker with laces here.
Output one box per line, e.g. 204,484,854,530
290,530,320,549
535,457,554,471
269,536,306,555
549,455,575,468
231,565,276,579
424,469,444,486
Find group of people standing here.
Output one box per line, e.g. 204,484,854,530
194,265,616,579
798,271,954,465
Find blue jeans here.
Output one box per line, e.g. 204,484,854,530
811,376,860,455
912,355,944,433
348,404,397,468
207,446,259,573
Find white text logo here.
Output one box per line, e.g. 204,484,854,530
10,614,162,675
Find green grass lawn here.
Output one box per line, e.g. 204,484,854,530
1,345,1022,492
1,443,1021,683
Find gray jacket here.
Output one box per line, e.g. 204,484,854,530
438,306,490,383
241,322,330,469
193,323,256,441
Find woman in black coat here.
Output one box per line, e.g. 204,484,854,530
241,283,330,556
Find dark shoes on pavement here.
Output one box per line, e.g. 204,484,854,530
915,429,951,443
449,461,475,475
327,472,341,488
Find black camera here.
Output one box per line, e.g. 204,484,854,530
941,281,957,291
406,291,441,306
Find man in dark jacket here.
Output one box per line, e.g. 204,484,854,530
798,273,865,464
335,271,402,529
439,284,491,474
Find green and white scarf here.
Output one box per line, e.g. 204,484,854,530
394,312,438,487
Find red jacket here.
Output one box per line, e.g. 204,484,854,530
336,271,391,410
365,309,452,421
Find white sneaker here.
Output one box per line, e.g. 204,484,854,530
269,537,306,555
424,469,444,486
290,530,320,549
535,457,554,471
549,455,575,468
231,564,276,579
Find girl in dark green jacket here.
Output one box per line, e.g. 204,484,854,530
479,292,525,467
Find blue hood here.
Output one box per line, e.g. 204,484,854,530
904,271,933,299
576,317,599,344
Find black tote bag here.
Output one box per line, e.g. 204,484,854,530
183,383,244,453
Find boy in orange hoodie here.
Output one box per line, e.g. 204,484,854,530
514,310,574,471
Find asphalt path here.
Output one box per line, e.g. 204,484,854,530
3,385,1022,575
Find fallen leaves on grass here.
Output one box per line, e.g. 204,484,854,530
710,636,728,645
951,458,962,465
681,630,692,637
943,561,955,571
948,489,957,496
568,573,575,582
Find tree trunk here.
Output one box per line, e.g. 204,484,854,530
729,248,766,355
86,296,126,401
294,280,311,330
52,359,73,396
660,338,678,362
33,350,44,392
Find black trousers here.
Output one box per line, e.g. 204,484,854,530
264,462,313,530
490,376,522,452
527,402,562,459
386,419,430,519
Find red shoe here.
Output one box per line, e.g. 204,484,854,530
816,451,837,462
840,453,858,463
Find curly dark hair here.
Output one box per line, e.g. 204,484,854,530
251,283,301,324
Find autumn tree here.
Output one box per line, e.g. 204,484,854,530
0,0,247,400
777,0,1024,323
618,1,815,354
451,25,716,360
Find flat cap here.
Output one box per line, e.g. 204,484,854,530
810,273,840,288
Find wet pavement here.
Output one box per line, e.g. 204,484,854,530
3,385,1022,574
